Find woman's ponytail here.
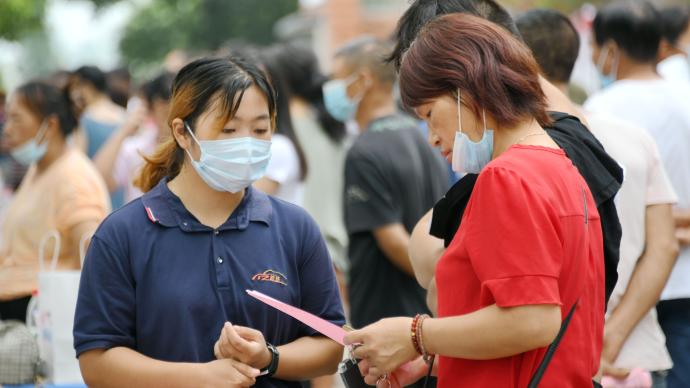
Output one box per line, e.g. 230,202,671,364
134,136,184,192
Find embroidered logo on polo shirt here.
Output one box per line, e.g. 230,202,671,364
252,270,288,286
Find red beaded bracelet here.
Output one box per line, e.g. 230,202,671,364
411,314,424,355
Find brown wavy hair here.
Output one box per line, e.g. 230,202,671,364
134,56,277,192
399,13,552,129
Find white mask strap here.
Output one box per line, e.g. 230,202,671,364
184,121,202,161
35,120,49,144
456,88,462,134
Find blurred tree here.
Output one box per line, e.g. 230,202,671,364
0,0,46,41
120,0,298,67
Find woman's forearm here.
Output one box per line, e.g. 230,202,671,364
274,336,343,380
79,347,203,388
409,209,445,288
423,304,561,360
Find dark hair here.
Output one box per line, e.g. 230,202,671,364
107,67,132,108
660,4,690,46
262,43,346,143
400,13,552,129
336,37,397,85
593,0,662,63
15,81,78,137
388,0,522,70
516,9,580,84
135,56,277,192
73,66,108,93
257,49,308,181
141,72,175,105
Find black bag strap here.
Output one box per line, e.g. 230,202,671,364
528,301,578,388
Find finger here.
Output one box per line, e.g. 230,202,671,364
369,366,383,378
358,358,370,376
231,359,261,378
606,366,630,380
224,322,252,353
364,374,379,385
344,329,365,346
234,326,264,342
214,340,222,359
220,324,241,359
352,345,369,360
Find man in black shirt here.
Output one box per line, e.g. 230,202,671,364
323,37,449,330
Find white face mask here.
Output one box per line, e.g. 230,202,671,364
11,120,49,166
184,122,272,193
451,90,494,174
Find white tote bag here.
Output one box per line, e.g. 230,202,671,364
34,231,87,384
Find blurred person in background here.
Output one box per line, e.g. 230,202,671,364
94,72,175,204
0,80,110,321
345,14,605,387
262,43,349,298
74,56,344,387
0,89,29,193
518,9,679,387
327,37,448,360
390,0,622,322
107,67,133,109
254,50,308,206
657,4,690,83
69,65,126,158
262,42,350,388
69,65,127,209
585,2,690,386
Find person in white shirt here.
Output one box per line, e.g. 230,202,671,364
251,51,307,207
657,5,690,83
584,2,690,387
517,8,680,388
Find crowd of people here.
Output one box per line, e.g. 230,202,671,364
0,0,689,387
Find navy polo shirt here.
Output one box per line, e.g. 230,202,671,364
73,180,345,387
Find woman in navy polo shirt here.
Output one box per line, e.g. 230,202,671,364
73,56,345,387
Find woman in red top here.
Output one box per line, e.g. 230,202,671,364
343,13,605,388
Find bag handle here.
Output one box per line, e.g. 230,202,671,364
38,230,61,272
528,301,578,387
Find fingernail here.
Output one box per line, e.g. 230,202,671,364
224,322,231,328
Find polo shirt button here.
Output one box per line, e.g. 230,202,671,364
183,222,188,227
217,257,223,264
214,230,219,235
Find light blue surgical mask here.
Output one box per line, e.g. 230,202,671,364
451,91,494,174
184,122,272,193
11,121,49,166
596,44,618,90
322,75,365,123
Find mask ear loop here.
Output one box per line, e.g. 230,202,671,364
597,42,619,81
183,121,202,162
456,88,462,135
35,120,49,145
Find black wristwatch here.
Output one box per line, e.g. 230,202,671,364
260,342,280,378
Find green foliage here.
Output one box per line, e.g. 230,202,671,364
120,0,298,67
0,0,46,41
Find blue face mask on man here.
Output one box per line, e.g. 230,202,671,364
322,74,366,123
184,122,272,193
11,120,49,166
596,44,619,89
451,90,494,174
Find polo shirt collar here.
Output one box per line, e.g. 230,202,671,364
140,179,272,231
